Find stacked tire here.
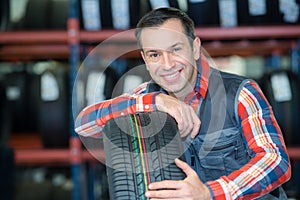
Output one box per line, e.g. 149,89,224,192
0,0,9,31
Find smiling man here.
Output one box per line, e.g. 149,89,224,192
75,7,291,200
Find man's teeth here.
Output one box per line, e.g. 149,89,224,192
165,72,178,79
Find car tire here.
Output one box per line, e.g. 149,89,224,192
103,111,186,200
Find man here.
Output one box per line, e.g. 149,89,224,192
75,7,291,199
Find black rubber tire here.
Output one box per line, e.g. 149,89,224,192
260,69,300,146
39,68,69,148
0,0,9,31
23,0,51,29
103,111,186,200
5,69,39,133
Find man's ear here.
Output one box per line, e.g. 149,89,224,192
193,37,201,60
140,51,150,71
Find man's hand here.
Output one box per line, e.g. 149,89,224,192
145,158,212,200
156,93,200,139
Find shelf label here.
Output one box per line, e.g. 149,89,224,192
81,0,101,30
279,0,300,23
85,71,106,105
177,0,188,12
219,0,238,27
150,0,170,9
6,86,20,101
248,0,267,16
111,0,130,29
41,72,60,101
271,72,292,102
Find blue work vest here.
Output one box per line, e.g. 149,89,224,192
147,67,287,199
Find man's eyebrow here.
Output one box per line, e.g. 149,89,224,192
144,49,158,54
143,42,184,54
167,42,184,51
171,42,184,47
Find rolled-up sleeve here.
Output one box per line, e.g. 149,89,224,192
75,92,160,138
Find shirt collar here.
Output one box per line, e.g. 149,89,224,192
195,53,210,99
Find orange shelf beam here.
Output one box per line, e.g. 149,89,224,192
9,133,104,165
13,149,103,165
195,25,300,40
0,31,68,44
1,25,299,60
1,25,300,44
0,44,69,61
9,133,300,165
12,147,300,165
79,25,300,43
9,135,300,165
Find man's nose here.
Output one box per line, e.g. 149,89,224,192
162,51,176,69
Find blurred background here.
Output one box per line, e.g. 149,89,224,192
0,0,300,199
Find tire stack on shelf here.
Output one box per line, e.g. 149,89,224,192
237,0,282,25
187,0,300,28
9,0,69,30
38,64,70,148
3,61,70,149
187,0,220,27
79,0,144,30
5,66,40,133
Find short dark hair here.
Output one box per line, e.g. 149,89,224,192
135,7,195,48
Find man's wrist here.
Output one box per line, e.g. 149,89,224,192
136,92,160,112
205,179,229,200
203,183,214,200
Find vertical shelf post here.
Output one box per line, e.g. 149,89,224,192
68,0,82,200
291,39,300,81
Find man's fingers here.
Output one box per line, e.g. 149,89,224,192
175,158,196,177
146,180,187,199
179,106,200,138
145,189,180,199
155,93,200,138
191,112,201,138
148,180,181,190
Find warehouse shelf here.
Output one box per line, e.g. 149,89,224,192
8,133,300,165
13,149,102,165
0,40,296,60
1,26,299,44
1,25,300,60
9,133,102,165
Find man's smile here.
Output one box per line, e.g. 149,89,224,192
161,68,183,83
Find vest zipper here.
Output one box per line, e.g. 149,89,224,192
203,140,237,151
203,141,239,160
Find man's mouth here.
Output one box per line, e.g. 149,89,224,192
162,69,182,82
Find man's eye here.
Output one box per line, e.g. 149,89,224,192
173,47,181,53
150,53,159,58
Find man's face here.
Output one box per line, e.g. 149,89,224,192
140,19,200,98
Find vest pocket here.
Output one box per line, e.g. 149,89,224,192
199,133,249,181
200,155,226,180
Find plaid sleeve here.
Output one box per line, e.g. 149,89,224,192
206,81,291,200
75,83,160,138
